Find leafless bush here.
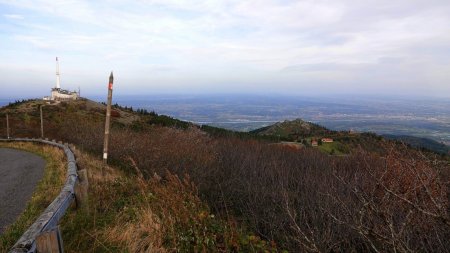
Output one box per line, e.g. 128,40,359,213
7,111,448,252
325,145,449,252
55,120,450,252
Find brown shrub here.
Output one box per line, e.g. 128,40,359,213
5,109,449,252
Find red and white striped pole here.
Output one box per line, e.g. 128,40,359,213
103,72,114,164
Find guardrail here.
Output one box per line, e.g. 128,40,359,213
0,138,79,253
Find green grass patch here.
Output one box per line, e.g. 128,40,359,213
317,141,348,155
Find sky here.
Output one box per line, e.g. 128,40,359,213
1,0,450,98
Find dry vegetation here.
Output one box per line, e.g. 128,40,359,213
56,117,449,252
1,99,449,252
61,141,278,252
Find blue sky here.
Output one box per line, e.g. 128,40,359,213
1,0,450,98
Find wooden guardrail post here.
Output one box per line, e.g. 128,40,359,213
6,113,10,139
40,105,44,139
36,226,64,253
75,169,89,210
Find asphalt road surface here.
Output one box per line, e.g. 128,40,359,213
0,148,45,235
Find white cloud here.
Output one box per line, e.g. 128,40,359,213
0,0,450,96
4,14,24,19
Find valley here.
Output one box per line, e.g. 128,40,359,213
110,94,450,146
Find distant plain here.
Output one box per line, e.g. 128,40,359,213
112,94,450,146
1,95,449,146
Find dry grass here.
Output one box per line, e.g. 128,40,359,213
107,209,164,253
62,146,277,253
61,146,166,252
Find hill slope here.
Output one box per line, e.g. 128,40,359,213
383,134,450,155
250,118,332,140
0,100,278,252
1,98,449,252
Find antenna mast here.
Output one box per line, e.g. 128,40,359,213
56,57,61,89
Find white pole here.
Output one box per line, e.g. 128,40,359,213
56,57,61,89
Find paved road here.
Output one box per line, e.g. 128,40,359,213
0,148,45,235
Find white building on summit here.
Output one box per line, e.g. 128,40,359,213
44,57,79,101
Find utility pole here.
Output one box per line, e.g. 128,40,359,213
6,113,10,139
40,105,44,138
103,72,114,164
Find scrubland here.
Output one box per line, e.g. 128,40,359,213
1,100,449,252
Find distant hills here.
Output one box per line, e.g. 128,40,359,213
2,98,446,156
112,94,450,146
250,118,332,141
251,118,449,155
383,134,449,155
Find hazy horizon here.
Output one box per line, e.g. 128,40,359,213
3,93,448,145
1,92,450,105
